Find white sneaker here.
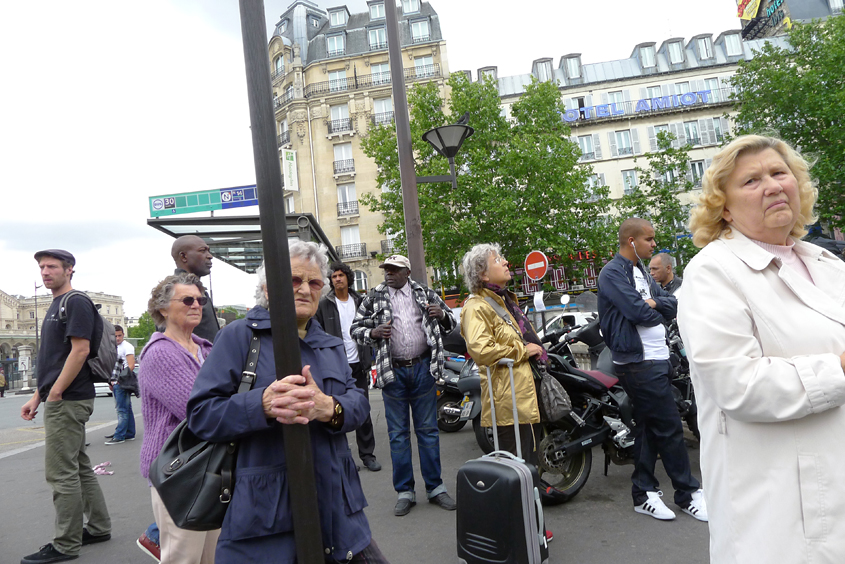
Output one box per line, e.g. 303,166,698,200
681,489,708,522
634,491,676,520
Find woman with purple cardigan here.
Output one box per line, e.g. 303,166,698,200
138,272,219,564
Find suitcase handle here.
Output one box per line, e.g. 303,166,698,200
485,358,523,461
534,487,547,548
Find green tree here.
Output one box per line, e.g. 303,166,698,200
728,16,845,229
617,131,698,271
127,312,156,350
360,74,615,289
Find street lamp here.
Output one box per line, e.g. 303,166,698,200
421,123,474,191
34,282,43,368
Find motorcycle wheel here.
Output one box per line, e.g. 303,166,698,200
537,420,593,505
472,415,495,454
437,395,467,432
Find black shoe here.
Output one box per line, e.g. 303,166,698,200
428,492,457,511
104,434,114,439
394,498,416,516
362,457,382,472
21,543,78,564
81,528,111,546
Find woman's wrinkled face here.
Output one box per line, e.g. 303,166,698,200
722,148,800,245
481,252,511,287
161,284,203,330
291,257,324,320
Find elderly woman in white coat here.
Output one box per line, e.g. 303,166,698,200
678,135,845,564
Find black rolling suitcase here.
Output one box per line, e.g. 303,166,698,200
456,358,549,564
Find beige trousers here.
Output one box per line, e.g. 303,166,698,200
150,488,221,564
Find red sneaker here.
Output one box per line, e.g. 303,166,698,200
136,533,161,562
545,529,554,543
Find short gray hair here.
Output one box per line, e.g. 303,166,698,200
461,243,501,294
147,272,205,326
652,253,676,269
254,240,330,309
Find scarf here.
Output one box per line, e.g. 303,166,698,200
485,283,548,364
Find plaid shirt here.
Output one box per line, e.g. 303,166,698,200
351,279,455,388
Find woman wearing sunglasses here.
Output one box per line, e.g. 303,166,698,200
186,241,389,564
138,272,220,564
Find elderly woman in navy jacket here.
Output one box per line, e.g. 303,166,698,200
186,241,390,564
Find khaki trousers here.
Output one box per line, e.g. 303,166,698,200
43,399,111,555
151,487,220,564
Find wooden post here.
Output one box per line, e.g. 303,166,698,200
238,1,324,561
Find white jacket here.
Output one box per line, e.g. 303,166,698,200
678,230,845,564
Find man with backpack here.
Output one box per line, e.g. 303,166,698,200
20,249,111,564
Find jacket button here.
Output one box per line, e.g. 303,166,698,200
347,551,353,559
325,548,331,554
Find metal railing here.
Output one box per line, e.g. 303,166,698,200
618,146,634,156
304,63,440,98
328,118,352,134
579,152,595,161
277,130,290,147
337,201,359,216
412,34,430,43
369,41,387,51
336,243,367,259
271,67,285,84
328,48,346,58
686,136,702,146
333,159,355,174
371,112,394,126
381,239,398,254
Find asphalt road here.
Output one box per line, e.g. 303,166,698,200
0,391,709,564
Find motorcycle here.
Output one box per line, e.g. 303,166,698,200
436,356,470,432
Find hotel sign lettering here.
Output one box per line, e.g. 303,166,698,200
561,90,713,123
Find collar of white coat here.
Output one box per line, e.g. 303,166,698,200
718,228,827,271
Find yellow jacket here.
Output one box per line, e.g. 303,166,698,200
460,288,540,427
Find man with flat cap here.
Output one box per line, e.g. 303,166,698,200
351,255,458,516
171,235,219,342
21,250,111,564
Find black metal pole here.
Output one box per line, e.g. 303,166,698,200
237,1,324,562
385,0,428,283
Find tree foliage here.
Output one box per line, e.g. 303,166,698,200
728,16,845,229
360,74,616,288
127,312,156,350
616,131,699,271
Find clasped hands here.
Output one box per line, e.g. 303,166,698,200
262,365,335,425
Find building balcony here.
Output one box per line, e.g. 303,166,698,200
328,118,353,134
271,67,285,85
333,159,355,175
369,41,387,51
412,34,431,43
371,112,395,127
406,64,439,80
277,130,291,147
328,48,346,58
336,243,367,260
304,64,440,98
381,239,398,254
274,90,296,112
686,136,702,146
618,146,634,156
579,152,595,161
337,200,359,216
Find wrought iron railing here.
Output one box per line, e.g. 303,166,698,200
618,146,634,156
328,48,346,58
381,239,398,254
304,64,440,97
277,130,290,147
579,152,595,161
337,201,359,216
328,118,352,134
333,159,355,174
371,112,395,127
369,41,387,51
271,67,285,84
336,243,367,259
686,136,702,146
412,34,430,43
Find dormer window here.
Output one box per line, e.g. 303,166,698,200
403,0,420,14
277,20,288,34
368,27,387,50
565,56,581,79
831,0,844,13
640,45,655,68
479,67,497,82
668,42,684,64
327,34,345,57
537,61,552,82
697,37,713,59
330,10,346,27
411,19,430,43
370,2,385,19
309,16,320,28
725,33,742,56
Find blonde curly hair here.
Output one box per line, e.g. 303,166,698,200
688,135,818,248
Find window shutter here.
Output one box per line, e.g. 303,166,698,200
705,158,712,171
593,134,602,159
623,90,631,103
631,128,641,154
585,95,593,107
675,122,687,146
601,92,609,105
640,87,648,99
669,124,680,148
648,126,657,151
699,119,711,145
599,173,606,187
565,98,575,111
608,132,618,157
721,117,730,137
685,165,694,184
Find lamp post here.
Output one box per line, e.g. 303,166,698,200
34,282,42,366
420,123,475,192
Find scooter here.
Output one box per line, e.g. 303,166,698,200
436,356,469,432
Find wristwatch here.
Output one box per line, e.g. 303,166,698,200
330,398,343,428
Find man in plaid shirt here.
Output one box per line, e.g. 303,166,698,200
351,255,458,517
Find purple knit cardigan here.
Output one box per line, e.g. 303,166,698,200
137,332,213,479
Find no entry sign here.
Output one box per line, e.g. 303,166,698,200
524,251,549,281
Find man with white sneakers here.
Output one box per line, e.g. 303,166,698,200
597,218,707,522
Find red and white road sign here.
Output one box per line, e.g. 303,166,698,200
524,251,549,281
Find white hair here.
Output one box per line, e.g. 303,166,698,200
461,243,501,294
254,240,330,309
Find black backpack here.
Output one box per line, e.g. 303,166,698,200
58,290,117,383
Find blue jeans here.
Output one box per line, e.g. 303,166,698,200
112,383,135,441
145,522,159,545
615,359,700,507
381,357,445,499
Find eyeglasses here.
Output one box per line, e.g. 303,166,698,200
293,276,325,291
494,255,507,264
171,296,209,307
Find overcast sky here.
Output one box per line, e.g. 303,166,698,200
0,0,741,318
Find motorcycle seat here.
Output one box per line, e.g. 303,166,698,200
571,367,618,389
444,360,465,373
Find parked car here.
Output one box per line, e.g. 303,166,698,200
536,311,597,340
94,382,112,397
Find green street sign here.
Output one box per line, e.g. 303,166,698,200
149,185,258,217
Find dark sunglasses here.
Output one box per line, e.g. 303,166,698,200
171,296,209,307
292,276,325,291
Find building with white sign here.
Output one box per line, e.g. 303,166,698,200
268,0,450,290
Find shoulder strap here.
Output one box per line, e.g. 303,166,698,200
483,296,522,338
237,329,261,394
58,290,91,323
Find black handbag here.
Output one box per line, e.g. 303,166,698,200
531,362,572,423
149,329,260,531
117,365,139,396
